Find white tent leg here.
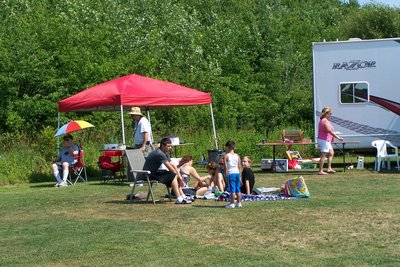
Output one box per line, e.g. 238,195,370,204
147,110,151,124
120,105,126,146
210,103,218,149
57,112,61,150
146,110,153,145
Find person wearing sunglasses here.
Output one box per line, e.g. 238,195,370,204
317,107,343,175
51,134,79,187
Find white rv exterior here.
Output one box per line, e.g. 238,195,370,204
313,38,400,149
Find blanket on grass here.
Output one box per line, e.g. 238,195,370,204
199,192,295,202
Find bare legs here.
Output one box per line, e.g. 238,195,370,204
171,177,182,198
327,149,336,172
319,149,335,174
216,175,225,192
227,192,241,208
230,192,241,205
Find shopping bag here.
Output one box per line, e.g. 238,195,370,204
285,176,310,198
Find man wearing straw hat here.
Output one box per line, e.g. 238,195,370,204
129,107,154,157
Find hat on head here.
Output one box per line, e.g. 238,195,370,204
63,134,73,140
128,107,143,116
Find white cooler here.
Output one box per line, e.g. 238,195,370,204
104,144,119,150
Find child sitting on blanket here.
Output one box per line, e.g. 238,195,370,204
177,155,209,197
241,156,255,194
206,161,226,193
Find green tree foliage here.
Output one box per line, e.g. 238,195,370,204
0,0,399,136
341,3,400,39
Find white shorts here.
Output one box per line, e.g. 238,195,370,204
317,139,332,153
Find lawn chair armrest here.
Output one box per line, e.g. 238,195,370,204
387,142,399,153
130,169,151,175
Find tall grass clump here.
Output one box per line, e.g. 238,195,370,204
0,127,57,185
1,122,318,185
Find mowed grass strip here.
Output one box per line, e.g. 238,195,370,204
0,170,399,266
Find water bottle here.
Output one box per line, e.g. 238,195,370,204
214,188,222,197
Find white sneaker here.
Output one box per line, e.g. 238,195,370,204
235,203,242,208
129,183,143,187
185,195,195,201
59,181,68,187
175,198,192,204
225,203,235,209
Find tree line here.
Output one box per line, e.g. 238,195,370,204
1,0,400,137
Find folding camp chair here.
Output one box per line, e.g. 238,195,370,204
125,149,172,204
98,150,125,183
67,147,88,185
282,129,303,143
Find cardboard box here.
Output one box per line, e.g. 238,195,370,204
261,159,288,172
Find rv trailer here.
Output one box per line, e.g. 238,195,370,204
312,38,400,149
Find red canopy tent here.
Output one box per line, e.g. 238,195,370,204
57,74,218,147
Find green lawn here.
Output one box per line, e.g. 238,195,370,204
1,169,399,266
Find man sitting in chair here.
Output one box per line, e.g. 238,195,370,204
51,134,79,187
143,137,192,204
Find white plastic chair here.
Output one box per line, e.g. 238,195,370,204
371,140,399,172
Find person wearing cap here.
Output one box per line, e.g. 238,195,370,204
51,134,79,187
317,107,343,175
129,107,154,157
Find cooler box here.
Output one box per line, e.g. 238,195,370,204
208,149,224,163
261,159,288,172
104,144,119,150
168,136,180,145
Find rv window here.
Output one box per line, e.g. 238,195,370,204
340,82,368,104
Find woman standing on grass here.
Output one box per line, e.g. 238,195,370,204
317,107,343,175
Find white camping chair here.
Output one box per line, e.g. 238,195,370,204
371,140,399,172
125,149,172,204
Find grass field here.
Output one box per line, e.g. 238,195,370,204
1,168,399,266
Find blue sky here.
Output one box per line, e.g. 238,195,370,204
357,0,400,7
